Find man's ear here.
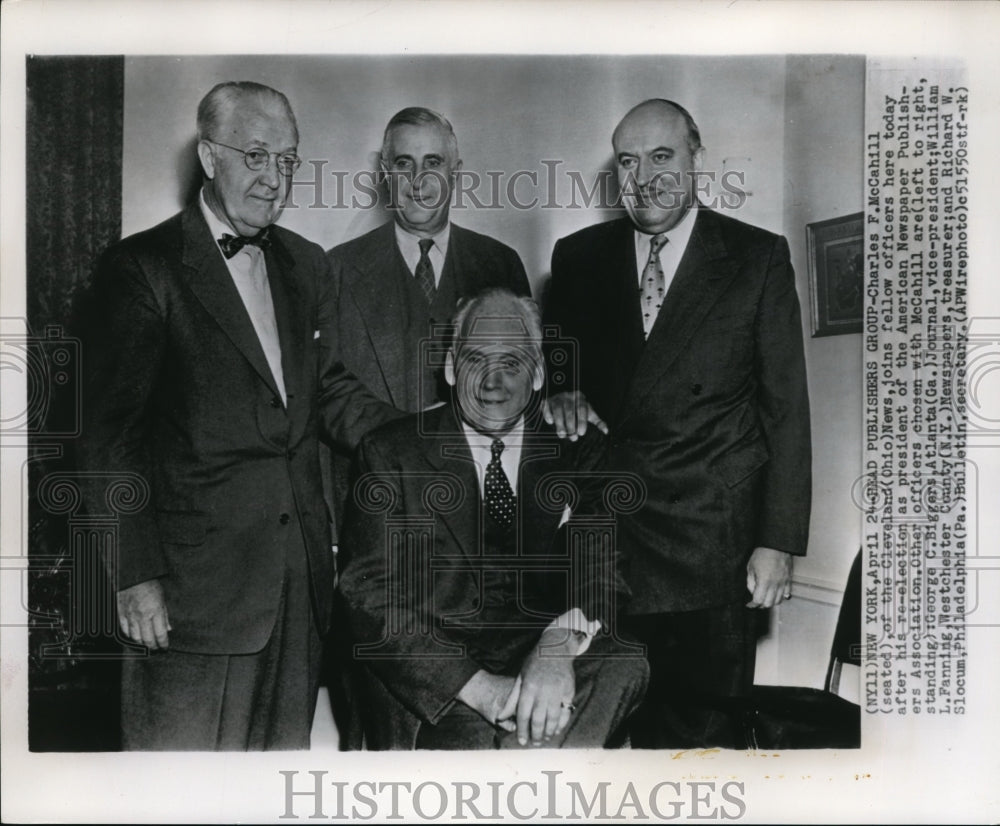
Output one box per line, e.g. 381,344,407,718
693,146,706,174
444,349,457,387
532,361,544,392
446,158,464,197
197,140,217,180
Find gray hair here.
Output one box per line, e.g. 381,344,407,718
380,106,459,165
197,81,299,144
451,288,543,367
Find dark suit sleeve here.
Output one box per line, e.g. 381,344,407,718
752,235,812,555
338,434,483,725
316,254,404,451
543,238,582,395
76,246,168,590
563,429,632,628
503,246,531,298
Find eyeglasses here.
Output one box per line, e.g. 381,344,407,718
207,140,302,176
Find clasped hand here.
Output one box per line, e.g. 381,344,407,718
458,629,577,746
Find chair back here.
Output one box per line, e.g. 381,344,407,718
824,549,862,693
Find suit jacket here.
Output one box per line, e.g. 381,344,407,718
327,220,530,410
544,206,811,614
337,402,626,748
324,220,530,531
77,202,397,654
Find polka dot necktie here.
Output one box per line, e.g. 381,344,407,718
640,233,669,338
484,439,516,527
415,238,436,303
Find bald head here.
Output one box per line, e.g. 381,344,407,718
612,98,705,235
613,99,702,156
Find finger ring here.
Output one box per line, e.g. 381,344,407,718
561,701,576,712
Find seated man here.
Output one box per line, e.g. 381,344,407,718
338,288,648,749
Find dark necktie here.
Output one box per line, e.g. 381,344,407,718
218,230,271,260
415,238,436,302
640,233,669,338
484,439,516,528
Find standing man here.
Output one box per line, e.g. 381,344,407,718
77,81,396,750
339,288,647,750
543,99,811,748
326,107,531,527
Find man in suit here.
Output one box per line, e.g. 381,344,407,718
338,288,648,749
76,81,397,750
325,107,531,526
543,99,811,748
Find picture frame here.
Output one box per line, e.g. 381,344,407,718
806,212,864,337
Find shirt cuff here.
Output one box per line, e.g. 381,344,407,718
544,608,602,656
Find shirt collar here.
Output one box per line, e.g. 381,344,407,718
459,417,524,453
394,221,451,259
199,187,239,247
635,201,699,255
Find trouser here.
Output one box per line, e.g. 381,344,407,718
622,602,762,749
121,565,323,751
414,634,649,750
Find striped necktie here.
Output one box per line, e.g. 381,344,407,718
415,238,436,302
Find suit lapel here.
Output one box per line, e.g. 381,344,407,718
266,235,306,439
516,431,565,551
344,222,408,406
181,204,282,401
608,219,645,400
588,219,645,424
622,208,739,423
439,225,461,294
444,224,479,297
422,406,566,559
421,405,481,561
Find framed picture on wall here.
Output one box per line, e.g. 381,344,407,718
806,212,864,337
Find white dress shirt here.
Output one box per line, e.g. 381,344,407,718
199,190,286,404
460,419,523,496
395,222,451,287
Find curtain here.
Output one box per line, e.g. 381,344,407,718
26,55,124,751
27,56,124,327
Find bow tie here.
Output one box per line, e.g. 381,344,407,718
218,230,271,259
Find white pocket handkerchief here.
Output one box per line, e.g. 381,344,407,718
557,504,572,528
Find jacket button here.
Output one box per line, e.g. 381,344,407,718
279,513,291,525
269,397,282,408
691,383,703,395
